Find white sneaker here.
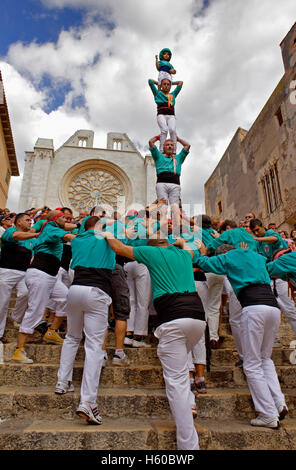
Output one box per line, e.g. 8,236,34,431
112,353,130,366
76,402,102,425
276,402,288,421
123,336,134,347
250,416,280,429
132,339,151,348
55,381,75,395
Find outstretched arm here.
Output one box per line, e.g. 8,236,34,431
13,231,39,241
101,232,135,260
155,55,159,70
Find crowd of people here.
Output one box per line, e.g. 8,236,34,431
0,200,296,450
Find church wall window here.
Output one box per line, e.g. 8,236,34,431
261,162,282,215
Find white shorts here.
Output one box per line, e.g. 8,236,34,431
156,182,180,206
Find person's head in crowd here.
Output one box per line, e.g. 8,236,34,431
268,222,277,232
290,229,296,241
239,219,245,227
47,210,66,228
245,212,256,220
0,214,13,230
14,213,32,232
215,244,235,256
201,214,212,229
279,230,288,240
9,213,16,224
243,219,252,234
61,207,73,223
90,206,106,218
211,216,219,231
112,211,121,221
84,216,103,232
249,218,265,237
219,219,238,233
79,210,88,220
3,208,10,216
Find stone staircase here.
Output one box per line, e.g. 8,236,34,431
0,295,296,450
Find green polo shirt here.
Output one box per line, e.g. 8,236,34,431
133,245,196,300
1,227,35,251
70,230,115,270
256,229,288,261
197,248,271,297
267,252,296,284
150,145,189,176
207,227,257,254
33,222,68,260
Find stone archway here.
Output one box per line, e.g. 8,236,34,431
59,159,133,213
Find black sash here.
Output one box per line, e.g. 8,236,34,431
72,266,113,296
157,172,180,185
60,244,72,272
0,243,32,272
237,283,278,308
29,252,61,276
153,292,205,327
157,104,175,116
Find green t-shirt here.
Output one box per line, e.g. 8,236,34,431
150,145,189,176
207,227,257,253
256,229,288,261
33,222,68,260
267,252,296,284
70,230,116,270
133,245,196,300
1,227,35,251
197,248,271,297
32,219,46,233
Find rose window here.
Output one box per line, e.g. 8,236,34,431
67,169,124,210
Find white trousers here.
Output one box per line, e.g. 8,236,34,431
57,285,111,404
274,278,296,333
205,273,224,341
0,268,26,338
157,114,177,152
49,268,71,318
124,262,151,336
155,317,206,450
188,281,208,369
224,278,243,358
10,277,28,324
240,305,285,418
156,183,181,206
20,268,57,334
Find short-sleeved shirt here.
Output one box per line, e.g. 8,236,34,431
33,222,68,260
267,251,296,284
133,245,196,300
150,145,189,176
70,230,116,270
256,229,288,261
0,227,34,271
207,227,258,253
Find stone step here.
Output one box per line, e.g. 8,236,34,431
0,385,295,421
0,362,295,389
2,342,295,367
0,415,295,450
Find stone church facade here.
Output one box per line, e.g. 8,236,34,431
18,130,156,215
204,23,296,231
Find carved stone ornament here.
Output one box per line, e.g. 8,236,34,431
59,159,132,213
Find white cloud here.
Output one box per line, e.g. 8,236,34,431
3,0,296,212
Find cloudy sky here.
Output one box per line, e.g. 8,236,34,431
1,0,296,212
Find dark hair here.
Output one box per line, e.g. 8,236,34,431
215,244,235,255
249,218,263,230
61,207,73,214
219,219,237,232
147,238,169,247
84,216,101,231
290,229,296,239
201,215,212,229
14,213,29,226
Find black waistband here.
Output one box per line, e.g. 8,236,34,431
193,265,207,282
72,266,113,296
116,254,131,266
60,244,72,272
157,104,175,115
0,243,32,272
157,172,180,185
237,283,278,308
29,252,61,276
153,292,205,327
